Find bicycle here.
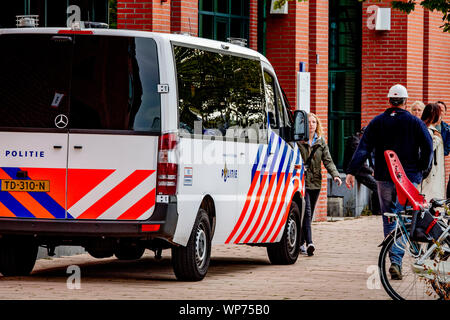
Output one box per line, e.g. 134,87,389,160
378,150,450,300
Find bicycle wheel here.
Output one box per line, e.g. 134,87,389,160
379,231,449,300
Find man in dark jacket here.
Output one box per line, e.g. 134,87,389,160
345,84,433,280
436,101,450,197
343,127,380,215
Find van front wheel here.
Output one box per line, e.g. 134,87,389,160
171,209,211,281
0,236,38,276
266,201,300,265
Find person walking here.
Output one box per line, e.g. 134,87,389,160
343,127,380,215
420,103,446,201
345,84,433,280
298,113,342,256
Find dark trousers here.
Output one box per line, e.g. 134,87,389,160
300,189,321,246
447,174,450,198
356,173,381,215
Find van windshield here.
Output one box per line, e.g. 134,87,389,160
0,34,161,133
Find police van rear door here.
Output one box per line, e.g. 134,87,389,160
0,33,72,219
65,35,160,221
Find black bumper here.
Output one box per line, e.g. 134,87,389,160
0,202,178,240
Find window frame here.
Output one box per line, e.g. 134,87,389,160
198,0,250,44
263,69,294,141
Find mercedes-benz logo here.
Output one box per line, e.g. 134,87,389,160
55,114,68,129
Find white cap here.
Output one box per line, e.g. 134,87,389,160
387,84,408,98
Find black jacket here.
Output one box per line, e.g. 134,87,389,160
343,134,373,176
346,107,433,184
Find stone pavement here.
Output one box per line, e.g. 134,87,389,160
0,215,390,300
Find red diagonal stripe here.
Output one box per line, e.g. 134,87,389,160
234,174,269,244
262,173,292,243
77,170,154,220
243,174,277,243
253,172,286,243
225,171,261,244
117,188,156,220
253,172,285,242
269,179,299,243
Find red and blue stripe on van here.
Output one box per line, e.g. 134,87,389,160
0,167,156,220
226,131,305,244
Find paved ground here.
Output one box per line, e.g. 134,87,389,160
0,215,389,300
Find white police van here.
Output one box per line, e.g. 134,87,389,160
0,22,308,281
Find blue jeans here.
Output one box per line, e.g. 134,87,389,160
376,181,405,267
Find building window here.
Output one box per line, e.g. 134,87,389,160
0,0,109,28
199,0,250,44
328,0,362,170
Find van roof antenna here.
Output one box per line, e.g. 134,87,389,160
227,37,247,47
16,15,39,28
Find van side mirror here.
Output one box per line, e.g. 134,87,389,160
293,110,309,142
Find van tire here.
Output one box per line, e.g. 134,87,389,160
171,209,211,281
115,244,145,260
266,201,300,265
0,236,38,276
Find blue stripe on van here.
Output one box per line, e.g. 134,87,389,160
0,191,35,218
2,167,68,219
260,132,274,182
291,149,301,179
284,149,294,183
268,136,282,182
251,145,264,181
277,144,288,182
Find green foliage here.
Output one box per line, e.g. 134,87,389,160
360,205,373,216
109,0,117,29
274,0,450,32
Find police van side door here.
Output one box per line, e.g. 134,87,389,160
65,35,160,221
0,33,71,219
251,69,302,244
225,58,270,244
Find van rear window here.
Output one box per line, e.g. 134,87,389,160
0,34,160,133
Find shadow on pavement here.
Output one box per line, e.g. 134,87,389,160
0,255,271,282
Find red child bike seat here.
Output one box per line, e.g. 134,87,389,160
384,150,428,210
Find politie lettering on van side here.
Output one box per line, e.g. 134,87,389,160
4,150,45,158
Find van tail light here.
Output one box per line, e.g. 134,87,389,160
156,133,178,195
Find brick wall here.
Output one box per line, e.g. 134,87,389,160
171,0,198,36
117,0,171,32
361,0,408,126
308,0,329,222
265,0,309,109
249,0,258,50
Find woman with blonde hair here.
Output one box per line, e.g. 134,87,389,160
410,101,425,118
298,113,342,256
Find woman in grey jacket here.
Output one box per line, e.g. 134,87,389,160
298,113,342,256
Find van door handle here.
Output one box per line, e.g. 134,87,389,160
74,145,83,149
53,145,62,149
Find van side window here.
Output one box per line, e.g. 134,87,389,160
263,71,286,132
174,45,267,143
70,36,161,133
